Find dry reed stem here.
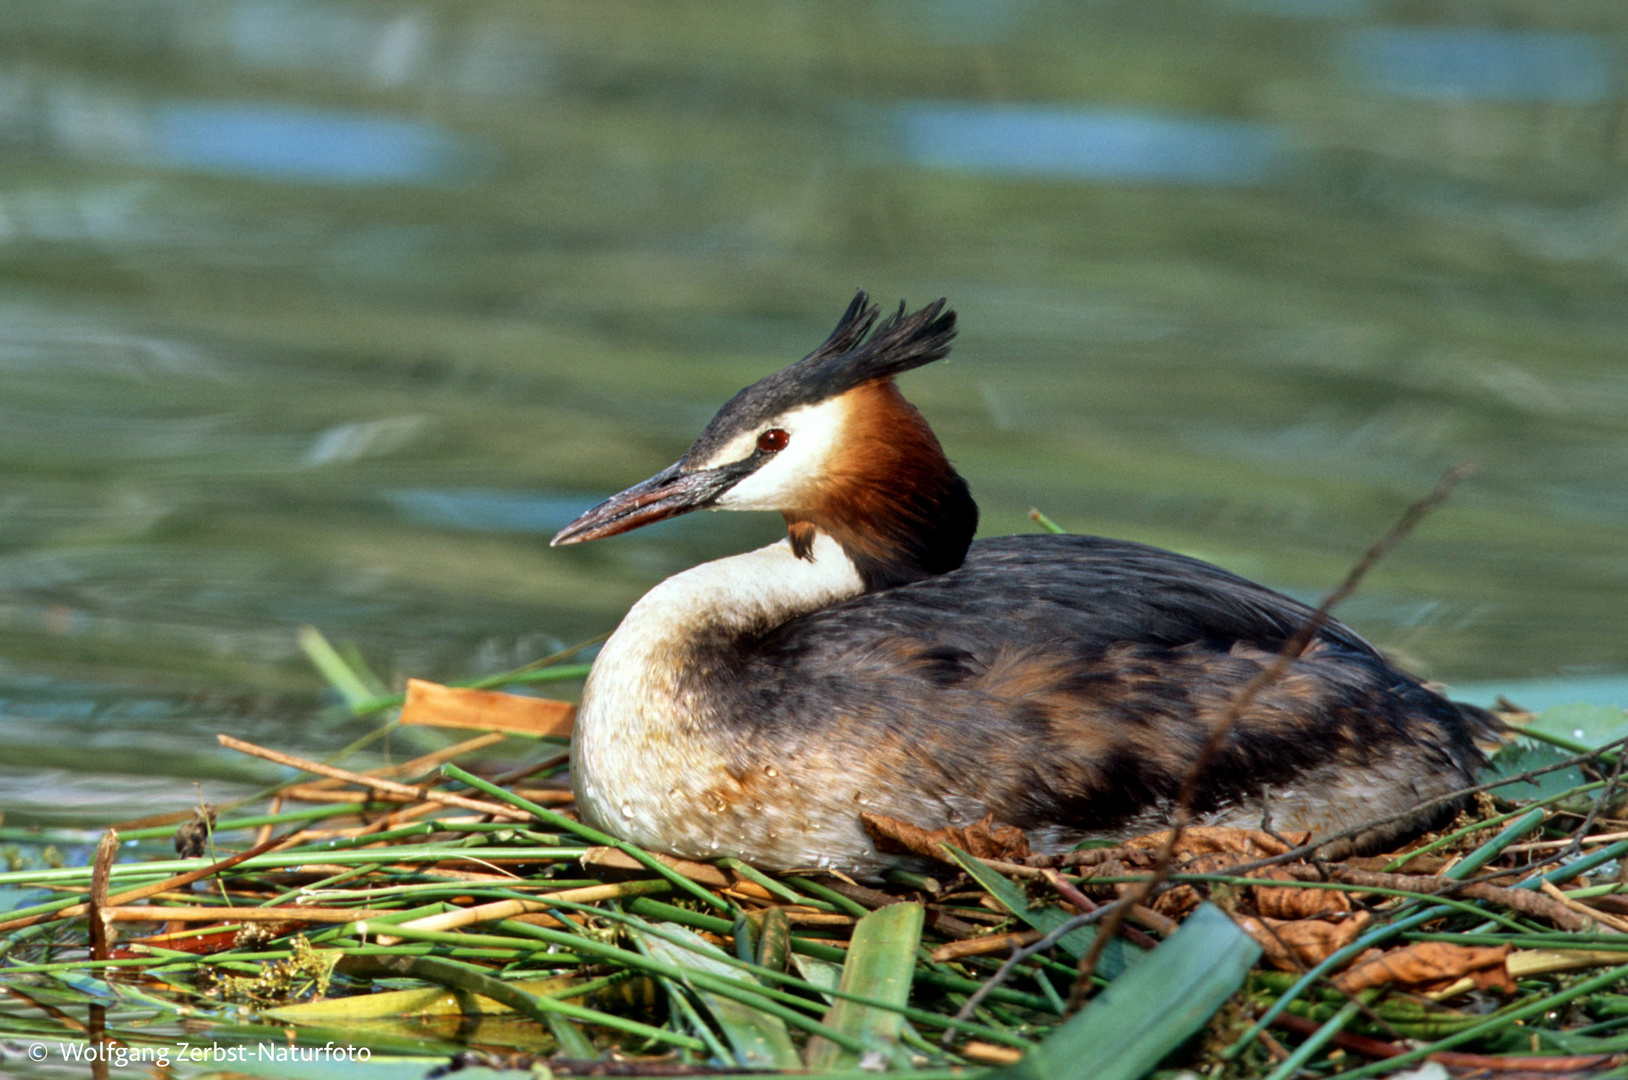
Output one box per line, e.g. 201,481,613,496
1509,830,1628,852
106,905,396,924
377,881,668,942
88,830,118,963
959,1042,1025,1066
218,734,531,820
1539,880,1628,933
580,846,734,888
255,795,281,847
279,787,404,804
930,929,1045,962
295,731,508,793
508,788,578,804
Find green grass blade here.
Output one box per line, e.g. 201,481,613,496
544,1011,600,1059
1262,998,1362,1080
805,902,924,1070
337,640,390,699
994,903,1258,1080
1443,806,1545,880
627,896,1054,1012
640,925,802,1068
296,625,378,712
946,844,1135,978
1030,508,1068,534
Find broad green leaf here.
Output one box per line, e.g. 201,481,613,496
639,924,801,1069
1524,703,1628,748
945,844,1135,979
1482,742,1589,802
994,903,1259,1080
805,902,923,1070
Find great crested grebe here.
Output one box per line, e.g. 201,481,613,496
552,293,1493,875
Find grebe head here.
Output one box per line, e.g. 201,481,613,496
551,292,979,589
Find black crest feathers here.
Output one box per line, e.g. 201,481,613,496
795,291,958,393
683,292,958,466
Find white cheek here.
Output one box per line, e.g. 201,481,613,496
714,397,849,511
717,453,805,510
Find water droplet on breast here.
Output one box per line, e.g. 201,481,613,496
667,787,681,799
619,803,634,820
763,766,778,777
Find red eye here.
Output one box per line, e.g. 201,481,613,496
756,428,789,453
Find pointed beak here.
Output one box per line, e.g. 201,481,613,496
550,460,746,546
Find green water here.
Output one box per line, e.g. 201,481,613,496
0,2,1625,832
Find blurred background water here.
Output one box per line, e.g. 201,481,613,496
0,0,1625,828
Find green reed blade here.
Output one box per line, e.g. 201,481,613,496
805,901,925,1070
640,924,802,1068
994,903,1258,1080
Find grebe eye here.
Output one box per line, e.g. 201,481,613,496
757,428,789,453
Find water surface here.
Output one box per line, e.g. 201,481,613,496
0,1,1624,833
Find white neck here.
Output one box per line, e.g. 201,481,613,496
570,530,865,845
608,528,864,641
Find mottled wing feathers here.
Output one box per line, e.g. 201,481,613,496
717,534,1482,849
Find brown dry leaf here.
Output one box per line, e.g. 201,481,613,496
1334,941,1512,994
1250,866,1352,920
399,679,575,737
1133,852,1328,920
1236,911,1371,971
1118,827,1307,861
860,812,1030,863
1140,880,1203,920
1461,964,1518,994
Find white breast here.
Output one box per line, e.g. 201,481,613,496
570,530,865,858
